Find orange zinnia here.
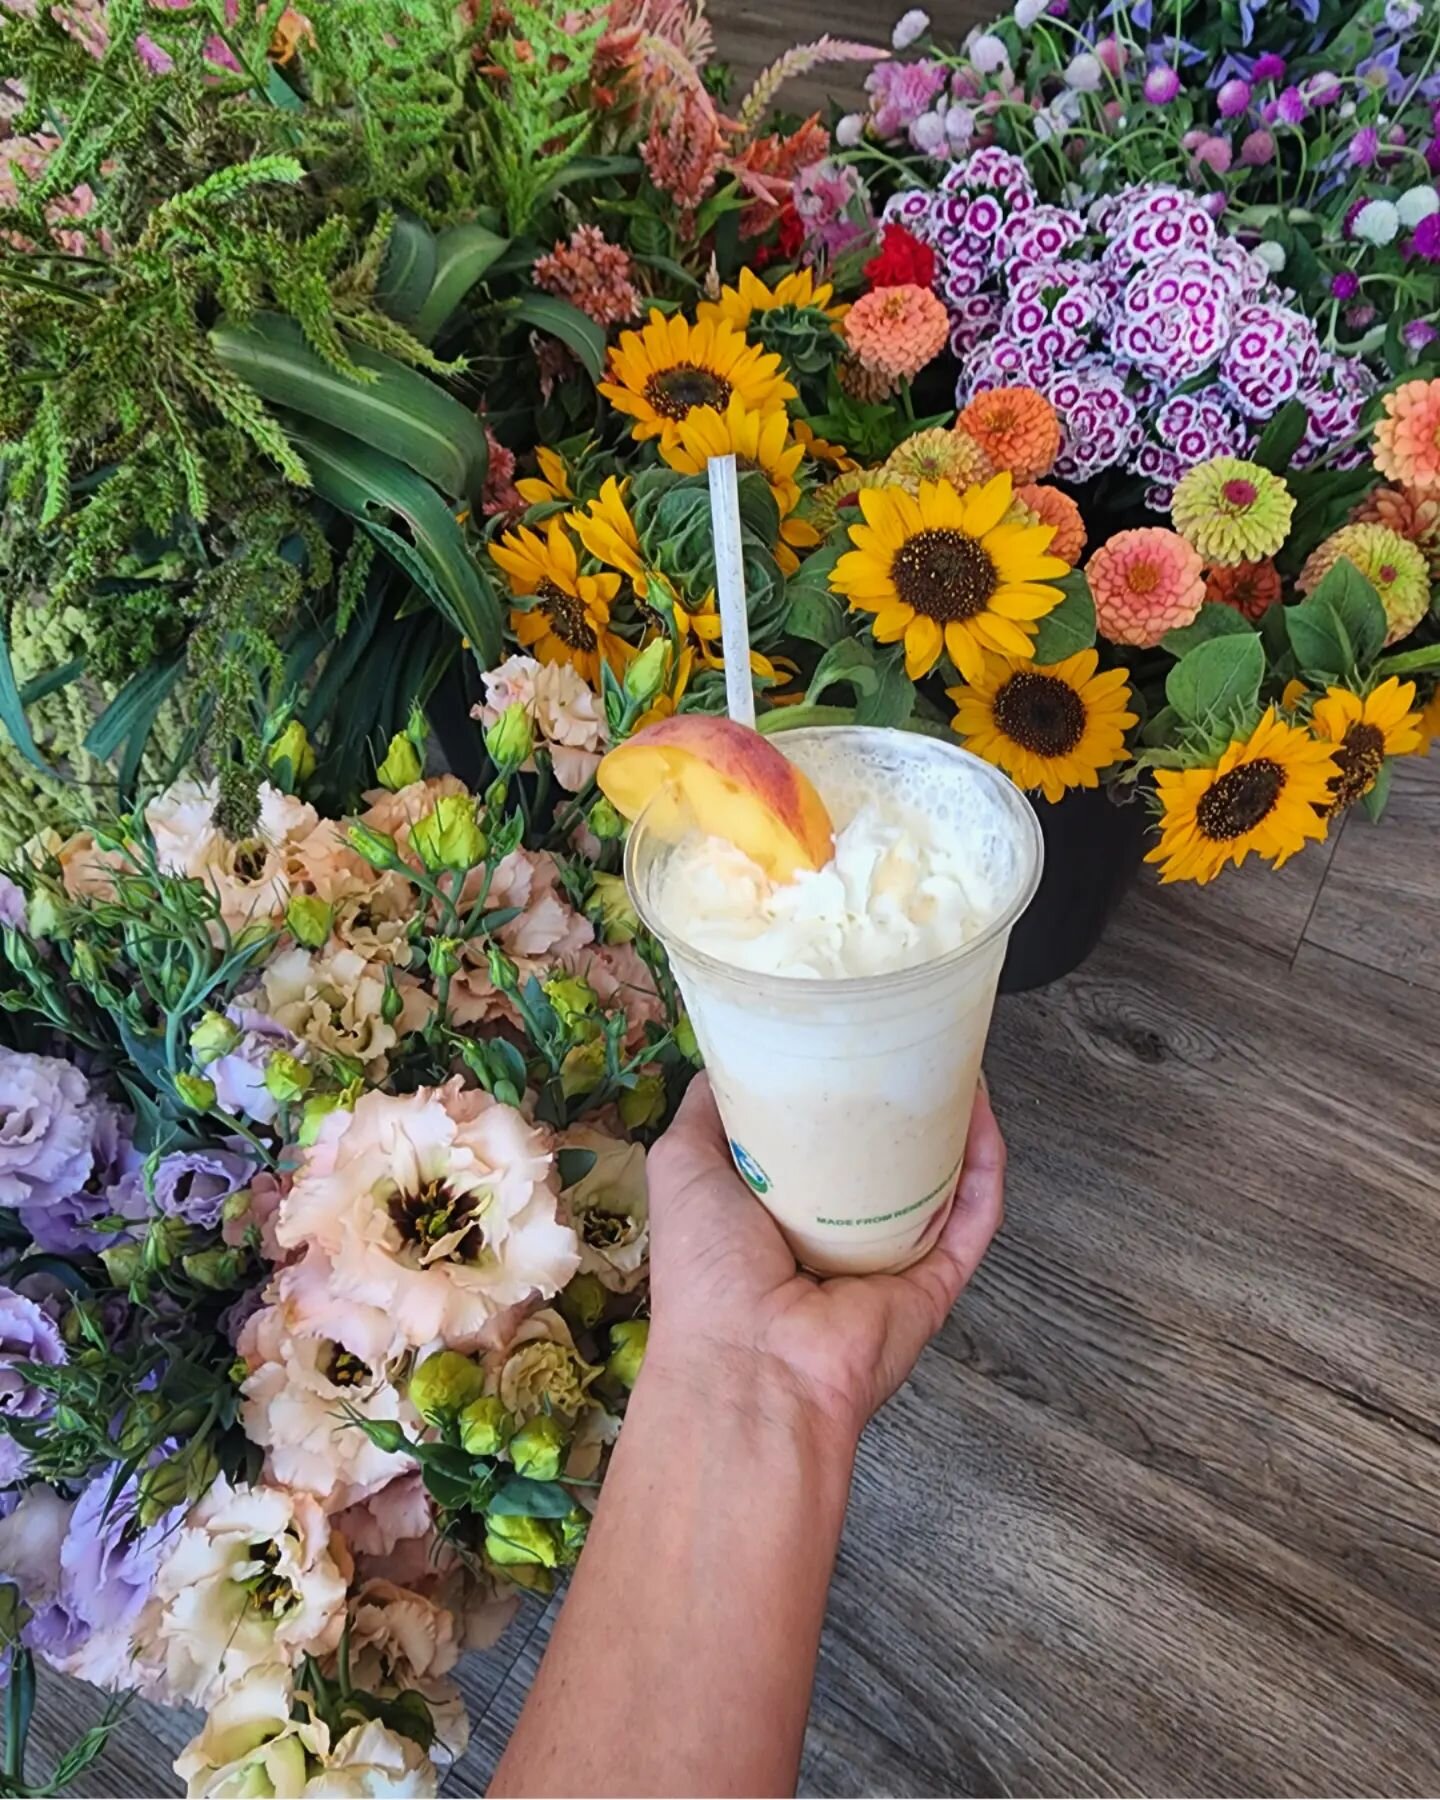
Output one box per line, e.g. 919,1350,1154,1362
957,386,1062,484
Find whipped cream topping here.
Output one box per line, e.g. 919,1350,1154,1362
652,799,1005,980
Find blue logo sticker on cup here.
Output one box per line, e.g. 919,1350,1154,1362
729,1139,771,1195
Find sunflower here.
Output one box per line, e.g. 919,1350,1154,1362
697,265,848,332
1419,683,1440,755
1146,708,1338,884
568,477,650,598
830,474,1069,682
515,446,573,507
599,310,796,451
487,518,629,684
1309,677,1423,812
947,650,1137,804
661,397,822,573
792,418,857,472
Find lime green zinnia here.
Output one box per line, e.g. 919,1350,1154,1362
1170,456,1295,566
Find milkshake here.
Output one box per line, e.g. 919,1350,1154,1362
619,725,1042,1275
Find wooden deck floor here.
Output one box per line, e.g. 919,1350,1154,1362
27,6,1440,1792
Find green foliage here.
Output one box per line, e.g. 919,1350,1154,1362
1164,631,1265,736
1029,571,1096,663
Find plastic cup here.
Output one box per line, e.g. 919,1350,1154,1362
624,725,1043,1275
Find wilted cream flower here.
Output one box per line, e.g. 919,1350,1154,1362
484,1307,601,1425
145,1479,350,1706
274,1082,580,1355
257,946,430,1080
301,1719,437,1797
238,1304,415,1511
174,1663,328,1798
557,1124,649,1293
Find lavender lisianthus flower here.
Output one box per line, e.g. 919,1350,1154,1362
0,876,23,930
116,1143,256,1231
207,1005,299,1128
0,1050,95,1212
57,1458,185,1690
0,1287,66,1423
17,1099,144,1255
0,1486,86,1676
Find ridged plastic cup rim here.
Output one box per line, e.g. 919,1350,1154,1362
622,724,1044,999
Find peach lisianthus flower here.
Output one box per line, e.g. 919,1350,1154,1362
144,1479,350,1707
304,1719,438,1796
957,386,1063,484
1373,377,1440,493
238,1304,416,1511
484,1307,602,1428
256,945,430,1080
1087,528,1205,647
173,1664,331,1799
146,780,319,934
564,940,667,1051
842,283,949,381
221,1167,290,1264
450,849,595,1028
556,1124,649,1293
473,655,607,793
274,1082,580,1355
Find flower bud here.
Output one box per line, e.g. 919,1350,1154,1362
458,1395,515,1458
485,776,509,814
380,968,404,1026
298,1088,354,1147
136,1453,192,1527
674,1013,700,1064
618,1074,665,1130
189,1010,241,1067
285,894,331,950
623,637,669,706
26,889,66,940
408,1349,485,1425
586,871,637,943
411,794,486,871
485,702,535,771
182,1247,244,1290
429,936,462,982
267,720,315,787
376,731,424,792
484,1514,561,1569
173,1071,216,1112
606,1319,649,1390
542,974,597,1032
142,1215,188,1274
560,1039,606,1100
558,1272,607,1331
588,797,625,841
559,1506,590,1558
263,1051,313,1105
486,943,519,993
507,1413,569,1482
347,823,404,872
99,1243,144,1286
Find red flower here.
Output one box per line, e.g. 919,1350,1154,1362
863,223,937,292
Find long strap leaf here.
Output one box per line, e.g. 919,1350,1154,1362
511,291,607,382
0,613,52,774
416,223,510,344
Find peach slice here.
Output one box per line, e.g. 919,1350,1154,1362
598,717,835,883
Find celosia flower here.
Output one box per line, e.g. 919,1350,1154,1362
957,386,1062,483
556,1124,649,1294
1298,523,1430,644
274,1081,579,1354
1374,378,1440,492
1171,457,1295,565
842,283,949,381
1014,483,1087,564
473,656,606,793
1087,528,1205,647
145,1478,349,1706
1350,483,1440,579
532,225,640,329
1205,559,1283,622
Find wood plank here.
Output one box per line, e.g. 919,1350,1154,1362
1302,753,1440,992
441,1593,565,1794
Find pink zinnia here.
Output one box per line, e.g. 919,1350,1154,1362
1087,528,1205,648
1374,378,1440,494
843,283,949,380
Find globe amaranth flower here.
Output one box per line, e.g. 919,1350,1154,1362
1331,270,1360,301
1217,77,1251,117
1407,215,1440,263
1298,523,1430,645
843,282,949,381
1354,199,1400,245
1374,377,1440,492
1144,66,1180,105
1240,129,1275,166
968,32,1009,74
1087,528,1206,647
1171,457,1295,565
0,1287,65,1423
274,1080,579,1358
892,7,929,49
1399,186,1440,228
1275,86,1307,125
0,1049,95,1212
864,58,947,139
1404,318,1438,352
1252,53,1286,82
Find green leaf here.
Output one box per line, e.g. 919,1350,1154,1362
556,1147,598,1188
291,425,503,667
1251,400,1308,474
1284,598,1351,682
784,539,848,646
511,292,607,383
0,614,52,774
83,653,185,765
854,646,916,729
1376,643,1440,676
1307,557,1387,666
1141,702,1179,749
488,1475,575,1518
376,214,438,328
1165,632,1265,728
545,153,644,192
1360,758,1393,822
415,224,510,343
1029,571,1096,664
1161,603,1253,658
18,656,85,707
211,314,489,501
422,1462,477,1511
805,638,882,706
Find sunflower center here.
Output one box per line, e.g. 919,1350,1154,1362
892,529,997,623
994,671,1086,757
644,364,733,422
322,1343,373,1388
389,1179,489,1261
1195,758,1285,840
1222,478,1258,509
537,579,598,652
1329,722,1385,810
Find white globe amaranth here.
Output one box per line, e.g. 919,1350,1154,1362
1353,198,1400,245
1397,185,1440,229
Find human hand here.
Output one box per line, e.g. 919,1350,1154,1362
643,1074,1005,1447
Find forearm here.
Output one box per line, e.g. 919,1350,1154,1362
489,1341,858,1798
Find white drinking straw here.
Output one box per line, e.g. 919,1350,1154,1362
707,453,756,729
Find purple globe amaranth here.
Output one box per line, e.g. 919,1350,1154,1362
1330,270,1361,300
0,1050,95,1213
1403,319,1439,350
1407,214,1440,262
0,1287,66,1423
1350,126,1381,167
1143,65,1181,105
1216,77,1252,117
1251,52,1286,83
